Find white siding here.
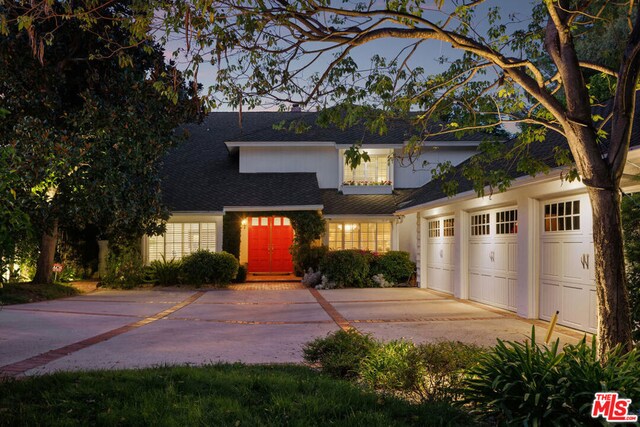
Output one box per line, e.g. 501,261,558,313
397,213,418,261
239,146,339,188
393,147,477,188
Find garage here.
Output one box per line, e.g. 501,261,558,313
468,207,518,311
539,195,597,333
425,216,455,294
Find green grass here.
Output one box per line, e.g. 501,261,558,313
0,282,79,305
0,364,477,426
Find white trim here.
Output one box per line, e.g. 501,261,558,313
323,214,398,220
419,141,481,148
225,140,336,148
169,211,224,215
336,144,404,149
397,169,566,215
223,205,323,212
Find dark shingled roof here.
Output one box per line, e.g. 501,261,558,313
401,110,640,210
226,111,489,145
162,111,487,213
321,190,414,215
161,113,323,212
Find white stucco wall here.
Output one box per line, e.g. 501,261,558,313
397,212,418,261
393,147,477,188
239,146,339,188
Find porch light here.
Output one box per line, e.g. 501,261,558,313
241,218,248,229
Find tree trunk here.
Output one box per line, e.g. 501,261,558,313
589,187,633,357
32,219,59,284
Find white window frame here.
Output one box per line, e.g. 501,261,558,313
148,222,217,262
328,221,392,252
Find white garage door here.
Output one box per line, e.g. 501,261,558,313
540,195,596,333
468,207,518,311
426,217,455,294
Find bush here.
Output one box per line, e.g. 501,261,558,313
101,244,145,289
181,250,239,286
360,340,484,403
291,244,328,275
303,329,379,379
622,193,640,343
318,250,370,288
462,329,640,425
359,339,416,394
233,263,247,283
149,257,182,286
371,251,415,285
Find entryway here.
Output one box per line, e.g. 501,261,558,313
247,216,294,273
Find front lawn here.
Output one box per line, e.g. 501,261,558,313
0,364,476,427
0,282,79,305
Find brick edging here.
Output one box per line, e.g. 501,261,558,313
0,291,205,379
308,289,354,332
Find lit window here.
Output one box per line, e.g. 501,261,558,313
496,209,518,234
328,222,392,252
428,220,440,238
544,200,580,232
443,218,455,237
471,213,490,236
344,154,390,184
147,222,217,262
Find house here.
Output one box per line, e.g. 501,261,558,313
145,111,483,272
146,108,640,335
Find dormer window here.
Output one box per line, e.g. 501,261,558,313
344,154,390,184
340,148,393,194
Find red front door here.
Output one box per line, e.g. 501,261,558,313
247,216,294,273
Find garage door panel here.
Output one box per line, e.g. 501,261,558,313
469,273,483,301
562,241,584,280
588,290,597,332
468,207,518,312
540,281,561,319
542,242,561,277
540,195,595,333
508,278,518,310
426,216,455,294
561,284,589,329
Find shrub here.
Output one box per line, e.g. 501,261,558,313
371,251,416,285
622,192,640,343
360,340,484,403
318,250,370,288
303,329,379,379
359,339,416,394
181,250,239,286
233,263,247,283
149,257,182,286
291,244,328,275
462,329,640,425
409,341,484,402
101,244,144,289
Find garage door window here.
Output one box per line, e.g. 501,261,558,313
443,218,455,237
496,209,518,234
428,220,440,237
148,223,217,262
471,213,490,236
544,200,580,232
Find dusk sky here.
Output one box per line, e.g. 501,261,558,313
165,0,535,111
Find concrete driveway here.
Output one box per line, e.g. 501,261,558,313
0,287,586,377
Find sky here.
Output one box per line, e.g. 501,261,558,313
164,0,535,112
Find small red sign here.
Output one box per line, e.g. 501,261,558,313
52,263,63,273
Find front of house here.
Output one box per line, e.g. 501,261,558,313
144,109,640,335
144,111,482,274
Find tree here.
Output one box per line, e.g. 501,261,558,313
177,0,635,356
0,1,200,284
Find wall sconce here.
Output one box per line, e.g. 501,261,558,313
241,218,248,229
